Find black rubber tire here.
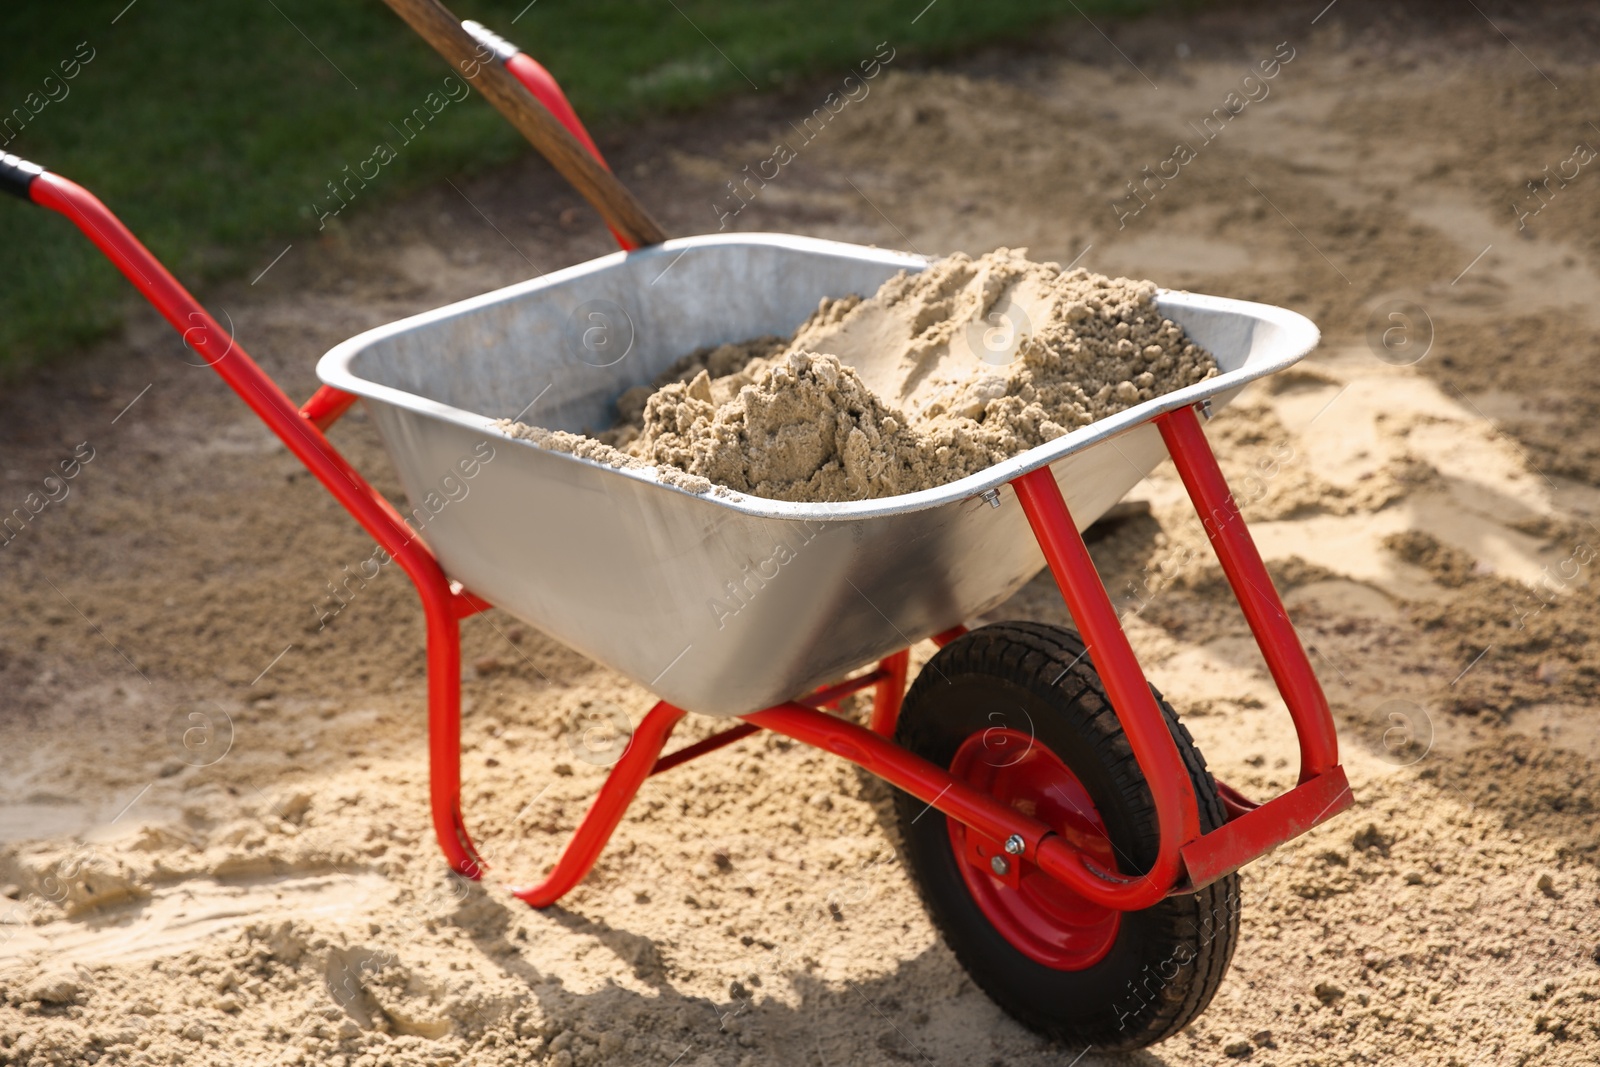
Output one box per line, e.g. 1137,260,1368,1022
892,621,1239,1051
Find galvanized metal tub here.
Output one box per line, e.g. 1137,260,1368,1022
317,234,1318,716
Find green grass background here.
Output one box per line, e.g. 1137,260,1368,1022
0,0,1157,373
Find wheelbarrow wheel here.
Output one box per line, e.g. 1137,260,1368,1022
891,621,1238,1051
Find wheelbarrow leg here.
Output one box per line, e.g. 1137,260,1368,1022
424,596,490,879
868,650,910,736
511,701,687,908
866,629,972,736
1154,405,1339,783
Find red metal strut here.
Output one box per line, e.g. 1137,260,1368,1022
1156,406,1339,783
1009,465,1200,903
513,662,907,906
512,702,687,907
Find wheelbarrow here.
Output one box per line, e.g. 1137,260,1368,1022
2,1,1352,1050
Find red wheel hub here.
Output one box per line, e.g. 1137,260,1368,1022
947,727,1121,970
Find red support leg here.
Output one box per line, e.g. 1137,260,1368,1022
1155,406,1339,782
869,650,910,736
424,598,489,879
1009,467,1201,893
299,384,359,431
650,665,890,776
650,721,760,776
511,702,686,907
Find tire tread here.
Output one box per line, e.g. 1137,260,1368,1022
893,621,1240,1050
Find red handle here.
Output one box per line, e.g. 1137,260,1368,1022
383,0,665,247
461,19,634,252
25,168,492,879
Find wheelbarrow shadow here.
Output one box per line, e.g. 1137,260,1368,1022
443,873,1184,1067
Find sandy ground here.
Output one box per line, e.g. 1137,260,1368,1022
4,2,1600,1064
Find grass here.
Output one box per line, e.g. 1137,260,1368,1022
0,0,1160,373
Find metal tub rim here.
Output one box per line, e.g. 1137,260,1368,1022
316,232,1320,521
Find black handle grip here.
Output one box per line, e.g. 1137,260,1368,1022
1,151,46,201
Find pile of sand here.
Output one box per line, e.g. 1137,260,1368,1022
499,249,1216,501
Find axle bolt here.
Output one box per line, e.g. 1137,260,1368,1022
1004,834,1025,856
989,855,1010,876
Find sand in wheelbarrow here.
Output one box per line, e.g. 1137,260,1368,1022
498,247,1217,502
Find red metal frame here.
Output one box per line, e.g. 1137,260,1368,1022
868,649,909,735
1157,409,1340,784
27,173,496,882
648,664,885,777
513,701,686,906
21,23,1349,917
1011,465,1199,897
495,410,1351,909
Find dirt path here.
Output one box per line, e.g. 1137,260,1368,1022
3,3,1599,1065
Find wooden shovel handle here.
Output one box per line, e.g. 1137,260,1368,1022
381,0,668,247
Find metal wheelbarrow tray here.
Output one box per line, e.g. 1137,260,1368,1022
318,233,1319,718
3,4,1354,1049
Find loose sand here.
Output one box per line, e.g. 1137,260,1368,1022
500,250,1217,501
3,4,1600,1066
